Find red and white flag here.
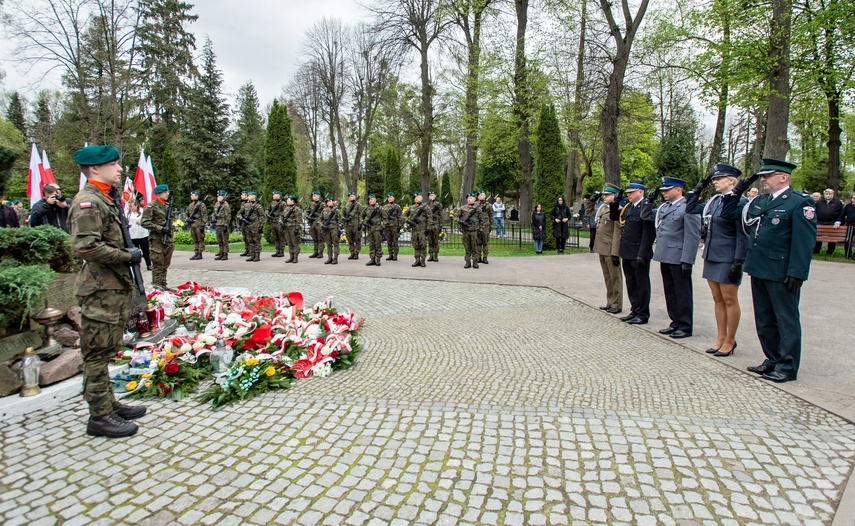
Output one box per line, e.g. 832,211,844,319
122,176,135,213
27,143,43,206
134,149,156,205
78,142,89,192
146,154,156,187
41,150,56,185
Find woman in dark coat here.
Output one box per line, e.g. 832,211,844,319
701,165,749,357
531,203,546,254
550,196,571,253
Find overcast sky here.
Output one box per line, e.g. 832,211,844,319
0,0,367,108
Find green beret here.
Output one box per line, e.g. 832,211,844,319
760,157,797,174
348,191,356,197
73,145,120,167
325,195,334,201
241,190,248,195
387,192,395,197
248,191,257,196
153,184,169,194
272,190,282,195
217,190,227,196
476,189,485,194
368,194,376,199
312,190,321,195
467,192,476,198
428,189,436,195
603,183,621,195
190,190,200,196
413,192,421,197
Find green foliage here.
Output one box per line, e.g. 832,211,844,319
172,230,242,246
533,104,566,251
146,122,181,197
654,126,698,184
197,359,293,410
618,90,657,184
0,225,77,272
126,359,210,401
0,260,55,332
382,147,403,197
5,93,27,139
263,100,297,197
0,118,26,197
364,156,383,199
440,171,453,208
477,112,518,197
234,81,266,188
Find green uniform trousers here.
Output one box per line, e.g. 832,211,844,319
366,229,383,259
284,224,301,256
385,226,400,256
322,227,340,258
190,225,205,253
310,221,323,254
427,227,440,258
412,230,426,259
150,237,174,287
346,224,362,255
216,226,229,254
272,223,286,253
78,290,131,416
463,230,479,263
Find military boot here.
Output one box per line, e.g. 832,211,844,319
285,253,294,263
366,257,376,266
220,254,228,261
240,250,249,257
332,256,338,265
473,260,479,269
324,255,333,264
464,261,471,269
375,256,381,266
420,257,426,268
348,253,355,260
197,252,203,259
86,412,138,438
353,253,359,260
214,253,223,260
189,252,198,260
386,254,394,261
251,253,261,262
412,258,420,267
392,254,398,261
482,257,489,264
112,401,147,420
291,254,298,264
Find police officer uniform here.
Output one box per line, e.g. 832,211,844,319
267,191,287,257
342,192,364,259
618,180,656,324
592,183,623,314
186,190,207,260
702,165,749,285
212,190,231,260
362,194,385,266
652,177,701,338
720,158,816,382
141,183,174,291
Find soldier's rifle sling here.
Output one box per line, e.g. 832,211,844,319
278,206,295,228
459,206,479,228
407,203,426,228
307,202,322,224
321,208,338,231
345,200,358,223
362,206,379,230
162,192,175,244
110,188,146,298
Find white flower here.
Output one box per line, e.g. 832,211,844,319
304,324,322,339
180,343,192,353
312,361,332,378
204,321,220,335
192,341,206,351
223,312,243,326
204,335,217,345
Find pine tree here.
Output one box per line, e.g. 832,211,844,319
234,81,266,187
383,147,402,198
440,171,453,209
406,165,421,205
177,38,232,207
533,104,566,251
31,92,53,153
263,100,297,198
364,156,383,200
5,93,27,139
147,122,181,196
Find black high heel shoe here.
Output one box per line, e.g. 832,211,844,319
705,346,721,354
714,341,737,357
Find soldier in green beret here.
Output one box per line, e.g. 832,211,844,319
186,190,207,260
242,192,264,262
383,192,402,260
476,190,492,264
212,190,231,260
69,145,146,438
141,184,175,291
319,194,340,264
305,190,324,258
342,191,363,260
267,190,287,257
236,190,250,256
456,193,481,268
405,192,428,267
362,194,385,266
281,195,303,263
426,190,443,261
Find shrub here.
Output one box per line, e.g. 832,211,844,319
172,230,243,245
0,260,56,333
0,225,78,272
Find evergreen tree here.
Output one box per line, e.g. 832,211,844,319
406,165,421,205
31,92,53,153
533,104,566,251
263,100,297,198
364,156,383,200
382,147,402,198
5,93,27,139
177,38,232,207
146,122,181,197
440,171,453,209
654,125,698,186
234,81,266,187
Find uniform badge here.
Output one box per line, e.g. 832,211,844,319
79,202,92,209
803,206,815,220
771,218,780,225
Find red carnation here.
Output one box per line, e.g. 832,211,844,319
164,363,180,375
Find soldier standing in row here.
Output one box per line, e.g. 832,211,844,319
69,145,146,438
383,192,402,261
267,190,287,258
363,194,385,266
281,194,302,263
305,190,324,258
406,192,429,267
342,191,363,259
456,192,481,269
476,190,492,264
426,190,443,262
320,195,340,264
186,190,207,260
237,190,250,257
212,190,231,261
141,184,175,291
242,192,264,262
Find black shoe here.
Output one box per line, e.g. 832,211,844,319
220,254,228,261
472,261,479,269
464,261,471,269
252,254,260,262
214,254,223,260
239,251,249,257
189,253,200,260
392,255,398,261
605,307,622,314
669,330,692,339
599,305,611,311
482,257,488,264
366,258,376,266
626,317,647,325
659,327,677,335
112,401,147,420
87,412,138,438
713,342,737,357
291,255,298,263
324,258,333,264
348,254,355,259
747,364,775,375
386,255,394,261
375,257,381,266
762,371,796,383
420,258,426,267
309,252,321,258
619,314,636,322
354,254,359,260
412,260,420,267
285,255,294,263
331,257,338,265
705,346,721,354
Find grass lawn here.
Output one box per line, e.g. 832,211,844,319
176,242,589,258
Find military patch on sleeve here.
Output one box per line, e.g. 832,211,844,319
79,202,92,209
803,206,815,220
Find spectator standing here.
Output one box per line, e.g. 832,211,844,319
0,195,20,227
814,188,843,254
701,165,749,357
492,197,506,237
746,187,760,200
531,204,546,254
834,193,855,259
29,184,68,232
550,196,571,254
584,195,598,253
127,198,152,271
592,184,623,314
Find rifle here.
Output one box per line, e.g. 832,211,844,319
457,206,480,229
162,191,175,244
406,203,426,229
110,187,146,303
209,193,227,227
361,206,380,230
321,208,339,231
306,201,322,224
344,200,360,224
187,196,207,226
266,201,284,223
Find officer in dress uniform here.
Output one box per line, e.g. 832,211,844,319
383,193,402,260
426,190,443,261
281,195,302,263
212,190,231,261
267,190,287,258
141,184,174,291
70,145,146,437
456,192,481,269
618,180,656,325
593,183,623,314
242,192,264,262
652,177,701,338
186,190,207,260
343,191,364,259
720,158,816,382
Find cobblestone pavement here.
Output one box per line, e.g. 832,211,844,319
2,270,854,525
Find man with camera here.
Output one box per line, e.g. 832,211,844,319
29,184,69,232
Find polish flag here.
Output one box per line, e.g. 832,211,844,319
41,150,56,185
146,154,156,187
134,150,156,205
122,176,135,213
78,142,89,192
27,143,43,205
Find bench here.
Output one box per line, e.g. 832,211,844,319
816,224,848,243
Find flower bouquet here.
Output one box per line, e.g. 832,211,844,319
197,354,292,409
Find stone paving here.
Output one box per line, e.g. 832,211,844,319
1,270,854,525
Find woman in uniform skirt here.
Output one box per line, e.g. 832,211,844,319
701,164,749,357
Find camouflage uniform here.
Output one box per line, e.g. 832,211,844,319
281,202,303,262
456,201,481,268
477,199,492,262
305,198,324,257
267,199,287,257
16,207,29,226
68,183,134,417
319,204,341,263
141,198,174,288
383,201,402,260
236,197,250,256
342,199,364,258
405,201,429,266
185,200,207,258
212,200,231,258
362,202,385,265
242,201,264,261
426,198,443,261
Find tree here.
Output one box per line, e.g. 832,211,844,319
654,127,698,184
286,63,324,191
5,93,27,139
598,0,651,186
31,92,54,154
234,80,266,185
364,156,384,198
263,100,297,198
0,119,26,197
764,0,792,158
440,170,452,208
513,0,534,221
477,112,518,198
382,146,403,197
533,104,565,250
146,121,180,195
